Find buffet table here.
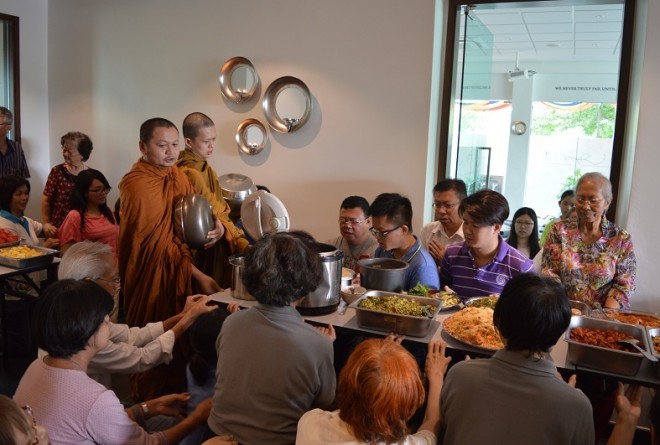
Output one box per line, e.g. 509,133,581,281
210,290,660,386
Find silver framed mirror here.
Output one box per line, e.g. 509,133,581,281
262,76,312,133
235,118,268,155
218,57,260,103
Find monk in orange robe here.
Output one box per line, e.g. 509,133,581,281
118,117,221,400
177,112,249,288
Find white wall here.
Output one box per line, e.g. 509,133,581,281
44,0,436,242
0,0,49,217
3,0,659,311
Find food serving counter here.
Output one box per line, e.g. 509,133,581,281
209,290,660,386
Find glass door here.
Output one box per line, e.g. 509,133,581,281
441,0,630,223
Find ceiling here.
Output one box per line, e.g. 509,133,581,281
459,2,624,65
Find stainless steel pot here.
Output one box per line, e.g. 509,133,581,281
358,258,409,292
218,173,257,222
228,254,255,301
297,243,343,316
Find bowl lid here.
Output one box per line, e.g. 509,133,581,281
218,173,256,192
240,190,290,241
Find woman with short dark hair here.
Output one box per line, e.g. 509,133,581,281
440,189,534,298
13,279,218,445
439,273,594,444
296,339,451,445
207,232,337,445
0,175,58,247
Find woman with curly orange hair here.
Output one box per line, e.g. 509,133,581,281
296,338,451,445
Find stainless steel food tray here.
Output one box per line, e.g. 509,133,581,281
565,315,649,376
464,296,498,309
349,290,441,337
594,310,660,328
0,245,57,269
647,327,660,378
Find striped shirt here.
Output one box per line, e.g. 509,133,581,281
440,236,534,299
0,138,30,178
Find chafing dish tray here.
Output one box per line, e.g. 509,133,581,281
569,300,591,316
647,327,660,378
0,245,57,269
349,290,441,337
565,315,649,376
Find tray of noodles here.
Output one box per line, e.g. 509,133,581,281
442,306,503,352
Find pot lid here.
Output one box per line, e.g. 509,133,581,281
240,190,290,240
218,173,256,194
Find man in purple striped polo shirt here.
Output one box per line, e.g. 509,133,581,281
440,189,534,299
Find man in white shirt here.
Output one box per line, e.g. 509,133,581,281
419,179,467,265
327,196,378,272
57,241,214,385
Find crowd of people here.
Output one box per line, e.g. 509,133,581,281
0,105,647,445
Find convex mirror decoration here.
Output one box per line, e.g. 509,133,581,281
219,57,260,103
262,76,312,133
235,118,268,156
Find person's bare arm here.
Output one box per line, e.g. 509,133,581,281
41,194,58,237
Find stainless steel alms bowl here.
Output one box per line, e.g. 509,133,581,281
173,194,214,248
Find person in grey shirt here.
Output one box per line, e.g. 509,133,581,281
327,195,377,272
206,231,336,445
440,273,595,445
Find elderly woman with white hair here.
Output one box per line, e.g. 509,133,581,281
542,172,636,309
57,241,213,384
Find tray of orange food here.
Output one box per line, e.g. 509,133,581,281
442,306,504,352
599,310,660,328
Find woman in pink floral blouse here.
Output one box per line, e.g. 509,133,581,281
541,172,636,309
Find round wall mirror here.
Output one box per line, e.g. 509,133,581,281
262,76,312,133
235,118,268,155
219,57,260,103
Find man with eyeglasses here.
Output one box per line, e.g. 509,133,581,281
419,179,467,265
328,196,378,271
369,193,439,291
0,107,30,178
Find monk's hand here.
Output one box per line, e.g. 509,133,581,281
204,218,225,249
195,273,221,295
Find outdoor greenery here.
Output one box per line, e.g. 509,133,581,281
558,169,582,199
532,103,617,138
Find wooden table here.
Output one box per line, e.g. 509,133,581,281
210,289,660,386
0,258,60,370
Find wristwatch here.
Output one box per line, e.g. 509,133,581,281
140,402,150,418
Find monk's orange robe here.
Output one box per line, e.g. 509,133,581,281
118,159,193,400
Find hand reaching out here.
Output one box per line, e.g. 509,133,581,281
314,323,336,342
425,340,452,386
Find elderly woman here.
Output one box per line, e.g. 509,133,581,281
0,175,58,247
542,172,636,309
296,339,451,445
41,131,93,237
440,274,594,444
58,169,118,259
13,279,217,445
440,189,534,299
206,231,337,445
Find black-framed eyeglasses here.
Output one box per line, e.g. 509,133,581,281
21,405,40,445
369,225,402,239
338,217,366,226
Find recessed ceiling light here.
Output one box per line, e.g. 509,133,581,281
595,14,604,19
546,43,560,48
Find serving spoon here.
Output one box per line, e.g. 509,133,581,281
618,338,658,362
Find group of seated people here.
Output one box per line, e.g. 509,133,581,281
0,103,642,444
330,172,635,311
